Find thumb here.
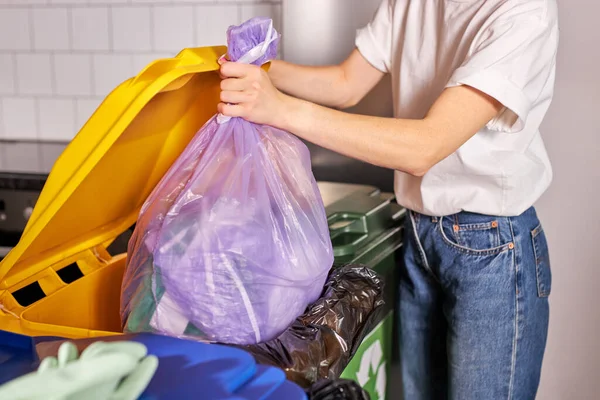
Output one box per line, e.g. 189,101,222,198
217,54,229,65
218,55,229,79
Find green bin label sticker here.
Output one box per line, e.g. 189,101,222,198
341,311,393,400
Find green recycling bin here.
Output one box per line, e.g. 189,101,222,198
318,182,405,400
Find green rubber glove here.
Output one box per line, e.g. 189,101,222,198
0,341,158,400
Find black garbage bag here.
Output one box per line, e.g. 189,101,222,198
241,265,385,388
307,379,371,400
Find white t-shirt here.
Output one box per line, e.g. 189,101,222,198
355,0,559,217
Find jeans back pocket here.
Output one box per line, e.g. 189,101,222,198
532,224,552,297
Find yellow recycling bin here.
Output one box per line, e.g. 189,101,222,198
0,46,226,339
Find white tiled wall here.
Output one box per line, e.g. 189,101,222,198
0,0,282,142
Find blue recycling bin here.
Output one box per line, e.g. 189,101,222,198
0,330,307,400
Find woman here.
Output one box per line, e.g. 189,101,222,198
219,0,559,398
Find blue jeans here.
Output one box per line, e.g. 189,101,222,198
400,207,551,399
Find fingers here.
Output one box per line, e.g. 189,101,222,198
38,356,58,372
220,90,254,104
218,59,268,123
220,61,257,78
57,342,79,367
218,103,247,118
80,341,148,361
217,55,229,79
220,78,246,91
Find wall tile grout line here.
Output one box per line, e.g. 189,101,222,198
33,97,41,141
11,54,19,94
49,53,57,95
2,93,104,101
67,7,74,51
71,97,78,138
149,5,156,53
107,6,115,52
90,52,96,99
27,8,35,51
36,134,44,171
192,3,199,49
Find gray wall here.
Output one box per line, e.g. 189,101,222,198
283,0,395,192
283,1,600,398
535,0,600,398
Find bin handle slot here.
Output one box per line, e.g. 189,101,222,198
56,263,84,284
11,281,46,307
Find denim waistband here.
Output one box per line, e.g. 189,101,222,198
413,207,537,224
445,207,537,225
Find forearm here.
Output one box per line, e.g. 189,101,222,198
277,86,502,177
268,60,355,109
279,96,437,176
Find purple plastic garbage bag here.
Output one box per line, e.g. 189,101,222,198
120,17,334,345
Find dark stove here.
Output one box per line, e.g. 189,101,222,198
0,171,48,259
0,140,64,260
0,140,134,262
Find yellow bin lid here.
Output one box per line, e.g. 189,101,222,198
0,46,226,290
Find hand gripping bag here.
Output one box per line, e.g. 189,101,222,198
120,17,334,345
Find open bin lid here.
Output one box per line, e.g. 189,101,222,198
0,46,226,290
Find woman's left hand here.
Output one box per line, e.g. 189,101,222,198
218,60,290,128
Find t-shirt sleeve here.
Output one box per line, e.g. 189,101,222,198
447,5,559,133
355,0,394,73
